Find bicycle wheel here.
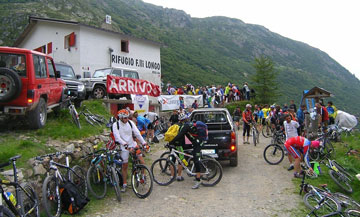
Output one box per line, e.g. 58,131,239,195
111,166,121,202
42,175,61,217
309,149,320,161
70,108,81,129
262,125,271,138
70,165,88,197
252,128,257,146
332,161,353,181
131,164,153,198
87,165,107,199
329,170,353,193
303,192,341,215
345,209,360,217
21,183,39,217
151,158,176,186
256,129,260,144
199,158,223,187
324,140,335,158
263,144,284,165
159,151,172,175
1,207,15,217
333,192,360,210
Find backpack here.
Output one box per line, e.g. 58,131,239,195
190,121,208,141
60,181,89,214
164,124,180,142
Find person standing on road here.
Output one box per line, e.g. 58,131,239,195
169,110,179,125
233,107,242,131
112,109,148,192
144,109,159,143
243,82,250,100
242,104,254,144
283,114,300,171
296,105,306,136
284,136,319,178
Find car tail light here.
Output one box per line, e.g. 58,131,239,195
27,90,34,104
230,145,236,152
231,131,236,144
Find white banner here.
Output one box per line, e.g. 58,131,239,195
158,95,203,111
131,94,149,115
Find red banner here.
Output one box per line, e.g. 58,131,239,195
106,75,161,97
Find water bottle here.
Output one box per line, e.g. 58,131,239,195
5,192,16,206
182,159,188,167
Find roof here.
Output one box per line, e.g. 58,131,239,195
193,108,230,112
13,16,162,47
0,46,50,56
303,86,333,99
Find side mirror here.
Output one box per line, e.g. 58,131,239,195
55,70,61,78
76,75,81,79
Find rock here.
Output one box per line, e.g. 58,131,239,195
99,135,109,142
66,143,75,152
26,169,33,177
27,158,35,166
1,169,13,176
33,164,47,176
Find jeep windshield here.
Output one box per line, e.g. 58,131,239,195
0,53,27,77
191,111,228,124
56,64,76,79
93,69,111,78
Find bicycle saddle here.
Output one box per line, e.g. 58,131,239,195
10,155,21,161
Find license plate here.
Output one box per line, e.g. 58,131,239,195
201,149,215,154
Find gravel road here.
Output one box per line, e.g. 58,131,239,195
91,134,301,217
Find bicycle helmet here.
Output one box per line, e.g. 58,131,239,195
311,140,320,149
117,109,130,119
178,113,187,121
246,104,252,108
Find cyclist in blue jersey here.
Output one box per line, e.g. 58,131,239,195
133,112,151,139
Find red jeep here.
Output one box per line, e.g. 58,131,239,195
0,47,68,129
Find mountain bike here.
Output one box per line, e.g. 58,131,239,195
0,155,39,217
324,157,354,194
68,99,81,129
263,129,286,165
251,122,260,146
151,143,223,187
37,152,88,217
262,117,273,138
79,106,107,126
86,148,123,202
309,132,335,161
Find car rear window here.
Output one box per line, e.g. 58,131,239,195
0,53,27,77
123,70,139,79
192,112,228,124
93,68,111,78
56,64,76,79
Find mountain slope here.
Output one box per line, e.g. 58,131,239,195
0,0,359,115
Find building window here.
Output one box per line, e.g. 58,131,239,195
121,40,129,53
64,32,76,49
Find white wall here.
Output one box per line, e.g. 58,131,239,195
19,22,81,74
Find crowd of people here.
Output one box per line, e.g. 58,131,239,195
166,82,256,107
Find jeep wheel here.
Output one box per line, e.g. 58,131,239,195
92,86,106,99
0,68,22,103
230,152,238,167
28,98,47,129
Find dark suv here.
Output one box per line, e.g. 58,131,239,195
55,62,85,107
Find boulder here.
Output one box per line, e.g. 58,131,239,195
33,164,47,176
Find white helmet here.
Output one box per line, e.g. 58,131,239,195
246,104,252,108
178,113,187,121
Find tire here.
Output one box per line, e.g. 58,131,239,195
345,209,360,217
333,192,360,210
331,161,353,181
329,170,353,193
87,165,107,199
151,158,176,186
200,159,223,187
92,85,106,99
263,144,284,165
131,165,153,198
0,68,22,103
1,206,15,217
229,154,238,167
111,166,121,202
70,165,88,198
21,183,39,217
160,151,171,159
42,175,61,217
28,98,47,129
256,129,260,144
309,149,320,161
70,107,81,129
252,128,257,146
303,192,341,215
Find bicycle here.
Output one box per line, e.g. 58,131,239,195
79,106,107,126
251,121,260,146
151,143,223,187
323,157,354,194
67,99,81,129
37,152,88,217
86,147,123,202
0,155,39,217
263,129,286,165
309,131,335,161
262,117,273,138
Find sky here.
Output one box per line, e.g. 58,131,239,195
143,0,360,80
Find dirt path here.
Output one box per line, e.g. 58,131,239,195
91,133,301,217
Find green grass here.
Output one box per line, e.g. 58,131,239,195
291,132,360,215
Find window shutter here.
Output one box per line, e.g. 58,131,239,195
47,42,52,54
34,47,43,52
69,32,76,47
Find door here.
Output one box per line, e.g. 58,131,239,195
46,58,62,104
33,55,50,104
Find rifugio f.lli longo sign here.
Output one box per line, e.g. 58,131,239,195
111,54,161,71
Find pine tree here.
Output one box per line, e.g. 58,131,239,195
251,56,279,104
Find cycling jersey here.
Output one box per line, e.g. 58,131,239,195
136,116,151,131
242,110,253,124
262,108,270,118
284,136,311,168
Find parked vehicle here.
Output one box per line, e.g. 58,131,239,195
190,108,238,166
81,67,139,99
54,62,85,108
0,47,68,129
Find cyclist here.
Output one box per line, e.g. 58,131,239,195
144,110,159,143
133,111,151,139
284,136,320,178
261,104,270,135
170,113,203,189
112,109,148,192
283,114,300,171
242,104,254,144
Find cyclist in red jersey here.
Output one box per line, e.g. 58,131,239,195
284,136,320,178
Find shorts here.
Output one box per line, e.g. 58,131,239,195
147,123,154,130
120,145,142,163
233,116,240,122
261,118,266,125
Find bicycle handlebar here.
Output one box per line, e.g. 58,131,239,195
36,151,73,161
0,161,10,169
